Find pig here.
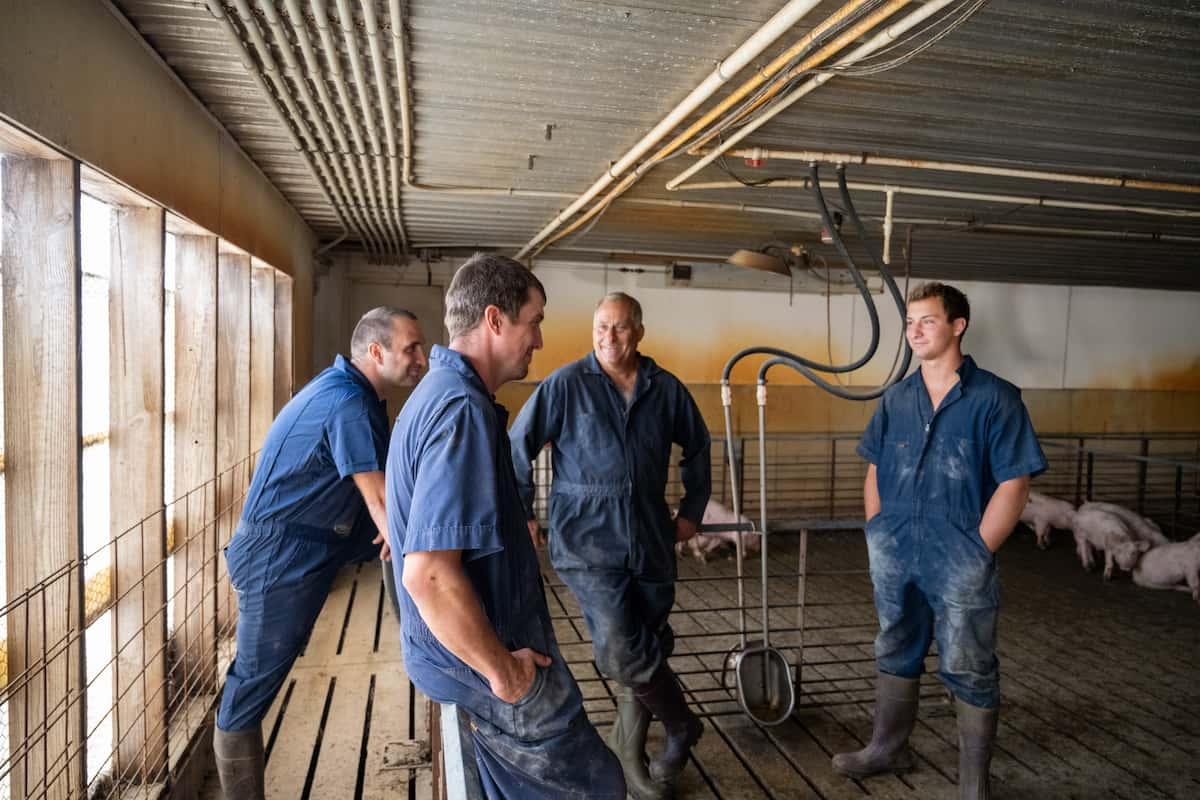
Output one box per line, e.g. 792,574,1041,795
1019,491,1076,549
1078,501,1169,546
675,499,761,563
1071,506,1153,580
1131,533,1200,603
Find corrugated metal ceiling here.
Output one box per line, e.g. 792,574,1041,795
112,0,1200,289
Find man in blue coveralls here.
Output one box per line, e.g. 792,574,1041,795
213,307,427,799
832,283,1046,800
388,253,625,799
510,291,711,799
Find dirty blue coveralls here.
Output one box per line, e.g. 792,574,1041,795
509,352,711,687
858,355,1046,709
218,355,389,732
388,346,625,800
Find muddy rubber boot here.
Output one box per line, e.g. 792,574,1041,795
634,663,703,785
213,722,265,800
607,687,668,800
956,698,998,800
831,672,919,778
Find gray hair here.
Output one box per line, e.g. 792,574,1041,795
596,291,643,329
444,252,546,340
350,306,417,358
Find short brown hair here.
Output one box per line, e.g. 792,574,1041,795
444,253,546,340
350,306,417,358
908,282,970,335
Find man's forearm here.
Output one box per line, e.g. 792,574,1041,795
978,476,1031,552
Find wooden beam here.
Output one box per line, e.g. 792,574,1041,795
171,234,218,699
216,252,251,636
250,265,275,448
109,204,168,783
273,274,294,413
2,156,85,799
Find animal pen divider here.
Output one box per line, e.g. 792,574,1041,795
532,430,1200,728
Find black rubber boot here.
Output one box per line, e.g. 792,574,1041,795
956,698,998,800
634,663,703,785
213,723,265,800
607,687,668,800
831,672,920,778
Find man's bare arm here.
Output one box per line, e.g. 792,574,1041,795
402,549,549,702
978,475,1031,553
351,471,390,560
863,464,882,522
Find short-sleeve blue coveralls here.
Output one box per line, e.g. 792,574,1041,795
387,346,625,800
218,355,388,732
858,355,1046,708
509,352,711,687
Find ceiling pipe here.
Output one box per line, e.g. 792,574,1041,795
361,0,410,258
259,0,379,257
204,0,353,255
674,178,1200,218
666,0,961,191
512,0,827,259
706,147,1200,196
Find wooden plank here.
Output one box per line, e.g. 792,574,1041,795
264,672,332,800
341,564,384,661
216,252,251,635
171,234,219,699
273,274,294,414
362,663,417,800
2,156,84,800
108,204,169,783
309,671,374,798
250,265,275,448
292,567,355,668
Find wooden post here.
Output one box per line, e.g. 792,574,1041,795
109,204,168,784
2,156,85,799
273,274,294,413
172,234,218,699
250,265,275,450
216,252,251,638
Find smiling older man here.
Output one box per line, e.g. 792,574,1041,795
510,291,711,799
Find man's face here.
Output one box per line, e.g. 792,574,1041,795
905,296,965,362
592,300,643,372
376,317,428,389
496,288,545,383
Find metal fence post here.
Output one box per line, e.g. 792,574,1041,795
1173,465,1183,538
1074,438,1085,507
1086,451,1095,501
1137,438,1149,515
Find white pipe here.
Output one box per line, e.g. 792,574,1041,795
883,188,895,265
707,147,1200,196
513,0,825,259
666,0,959,191
361,0,410,256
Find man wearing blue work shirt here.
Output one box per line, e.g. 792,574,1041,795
510,291,711,799
388,253,625,799
214,307,427,799
832,283,1046,800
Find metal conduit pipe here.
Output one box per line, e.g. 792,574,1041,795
204,0,352,252
674,179,1200,219
704,148,1200,196
258,0,377,257
667,0,960,191
516,0,883,257
309,0,389,257
334,0,399,259
361,0,410,257
512,0,826,259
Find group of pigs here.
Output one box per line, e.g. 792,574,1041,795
1021,492,1200,601
676,495,1200,604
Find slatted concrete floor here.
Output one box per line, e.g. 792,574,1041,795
208,530,1200,799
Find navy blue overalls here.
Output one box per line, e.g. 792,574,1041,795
858,355,1046,708
509,352,711,687
388,346,625,800
218,355,389,732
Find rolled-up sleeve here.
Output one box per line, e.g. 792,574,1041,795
674,387,712,524
405,400,505,561
508,379,562,518
986,389,1047,483
327,393,388,478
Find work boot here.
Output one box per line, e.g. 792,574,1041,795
634,663,704,785
831,672,920,778
607,687,668,800
956,697,998,800
213,722,265,800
